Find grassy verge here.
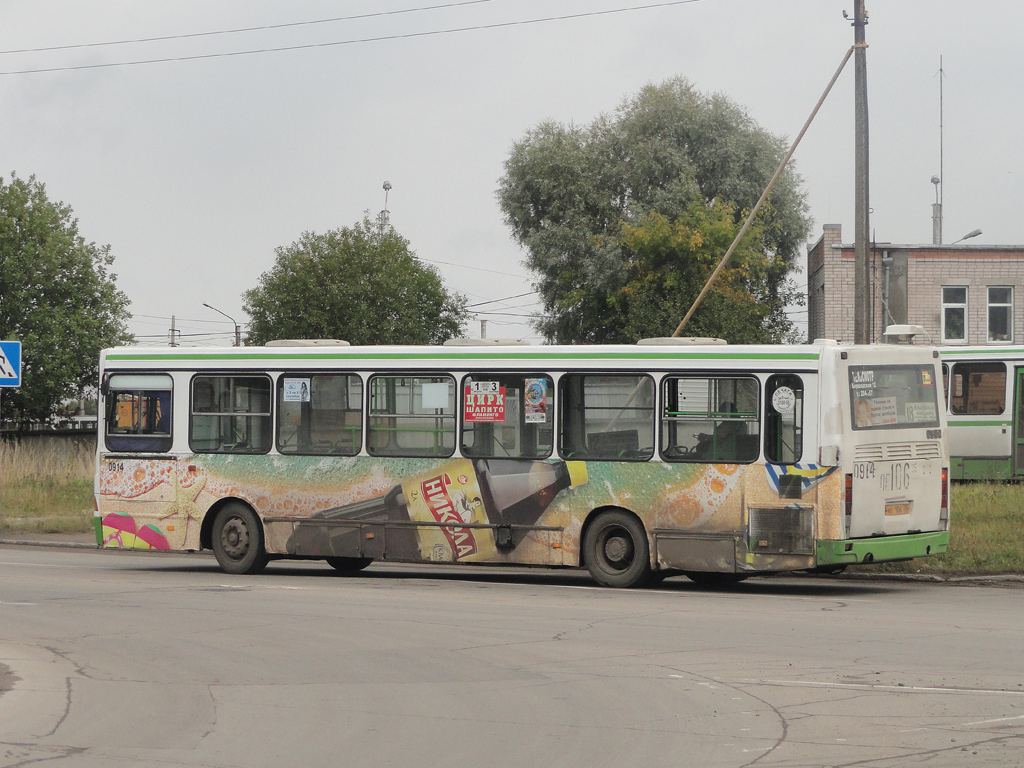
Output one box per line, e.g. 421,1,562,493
864,482,1024,577
2,443,1023,577
0,440,94,534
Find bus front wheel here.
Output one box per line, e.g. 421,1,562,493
582,510,651,588
212,503,269,575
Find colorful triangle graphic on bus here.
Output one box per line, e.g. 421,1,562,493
765,464,837,496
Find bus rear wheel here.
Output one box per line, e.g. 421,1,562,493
212,503,269,575
684,571,748,588
583,510,651,588
325,556,374,572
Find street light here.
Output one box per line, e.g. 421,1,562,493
203,303,241,346
952,229,982,245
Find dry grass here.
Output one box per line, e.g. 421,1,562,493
0,439,95,533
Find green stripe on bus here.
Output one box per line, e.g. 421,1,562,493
948,420,1012,427
939,348,1024,357
105,350,822,363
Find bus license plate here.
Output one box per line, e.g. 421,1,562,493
885,502,911,516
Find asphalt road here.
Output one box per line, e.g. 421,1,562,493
1,545,1022,767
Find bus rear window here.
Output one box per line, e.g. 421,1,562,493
849,365,940,430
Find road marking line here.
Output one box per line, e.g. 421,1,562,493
738,679,1024,696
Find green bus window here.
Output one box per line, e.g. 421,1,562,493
277,374,363,456
765,375,803,464
559,374,655,461
461,374,553,459
661,376,760,463
368,375,456,458
190,375,272,454
950,362,1006,415
105,374,173,453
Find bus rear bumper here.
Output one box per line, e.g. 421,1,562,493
817,531,949,566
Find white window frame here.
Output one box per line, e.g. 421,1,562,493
987,286,1014,344
941,285,968,344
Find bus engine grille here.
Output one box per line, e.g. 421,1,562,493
748,506,814,555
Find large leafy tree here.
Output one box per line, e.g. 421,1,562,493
0,173,132,425
243,217,468,345
497,77,810,343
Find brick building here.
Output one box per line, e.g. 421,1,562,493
806,224,1024,345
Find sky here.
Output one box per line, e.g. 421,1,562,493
2,0,1021,346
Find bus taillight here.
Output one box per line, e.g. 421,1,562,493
940,467,949,527
844,473,853,536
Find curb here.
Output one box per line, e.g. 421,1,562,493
0,538,98,549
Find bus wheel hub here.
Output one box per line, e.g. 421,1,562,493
604,534,632,565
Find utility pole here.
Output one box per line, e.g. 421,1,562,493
853,0,871,343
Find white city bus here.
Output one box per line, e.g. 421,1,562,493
95,338,949,587
939,345,1024,481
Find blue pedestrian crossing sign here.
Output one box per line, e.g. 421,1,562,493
0,341,22,387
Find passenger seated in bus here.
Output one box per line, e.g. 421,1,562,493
692,404,749,462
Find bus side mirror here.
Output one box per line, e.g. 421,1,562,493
100,373,110,397
819,445,839,466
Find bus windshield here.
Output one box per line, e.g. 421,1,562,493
849,364,941,430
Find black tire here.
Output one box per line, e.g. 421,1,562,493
805,565,848,576
582,510,651,588
325,556,374,573
212,503,269,575
684,571,748,588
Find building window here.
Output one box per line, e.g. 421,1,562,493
988,286,1013,343
941,286,967,343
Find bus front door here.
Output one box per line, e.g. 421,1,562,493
1015,367,1024,478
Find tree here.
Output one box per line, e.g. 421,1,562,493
0,173,132,425
243,217,468,346
497,77,810,344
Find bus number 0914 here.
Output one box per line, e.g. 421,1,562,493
852,462,875,480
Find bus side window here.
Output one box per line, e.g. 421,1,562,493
660,376,759,463
277,373,363,456
105,374,173,453
367,375,456,458
765,375,803,465
558,374,654,461
950,362,1006,415
190,375,273,454
460,374,553,459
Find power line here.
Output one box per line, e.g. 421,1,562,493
467,291,537,308
0,1,496,55
0,1,705,76
420,257,529,279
